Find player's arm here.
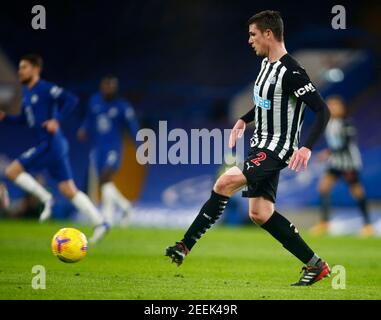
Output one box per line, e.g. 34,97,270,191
317,148,331,162
284,68,330,171
43,85,79,134
0,109,27,125
77,120,89,142
229,107,255,148
53,86,79,123
240,108,255,124
77,97,95,142
337,119,356,151
122,102,140,144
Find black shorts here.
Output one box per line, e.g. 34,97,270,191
327,168,360,184
241,148,287,203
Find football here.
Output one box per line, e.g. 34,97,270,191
51,228,88,263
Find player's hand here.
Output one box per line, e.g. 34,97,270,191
229,119,246,148
42,119,60,134
0,111,5,122
77,128,87,142
316,149,331,162
288,147,311,172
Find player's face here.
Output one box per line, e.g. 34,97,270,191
18,60,40,84
327,98,345,118
100,79,118,100
248,24,270,57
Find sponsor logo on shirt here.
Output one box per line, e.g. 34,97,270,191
254,85,271,110
294,83,316,97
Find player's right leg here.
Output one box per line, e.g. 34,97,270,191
248,197,330,286
5,160,53,221
99,168,116,225
310,172,337,235
99,167,133,226
165,166,247,265
347,178,374,236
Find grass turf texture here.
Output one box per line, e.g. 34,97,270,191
0,220,380,300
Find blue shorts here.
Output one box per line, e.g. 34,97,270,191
93,147,121,175
18,135,73,183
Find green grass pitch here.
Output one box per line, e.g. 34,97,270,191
0,220,380,300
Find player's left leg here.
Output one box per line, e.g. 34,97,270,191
5,160,53,221
50,155,109,243
310,172,337,235
249,197,330,286
242,148,330,286
58,180,103,225
346,172,373,236
58,180,109,243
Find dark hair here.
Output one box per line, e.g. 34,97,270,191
326,95,348,115
247,10,284,42
326,94,346,105
20,53,43,69
101,74,119,82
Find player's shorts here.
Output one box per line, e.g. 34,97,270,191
241,148,287,203
93,147,121,175
18,135,73,183
327,167,360,184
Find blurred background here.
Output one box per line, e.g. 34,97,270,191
0,0,380,233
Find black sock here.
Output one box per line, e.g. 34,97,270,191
357,197,370,224
182,191,229,251
321,194,330,222
261,211,315,264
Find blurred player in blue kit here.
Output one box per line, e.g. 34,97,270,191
0,54,108,243
77,75,139,225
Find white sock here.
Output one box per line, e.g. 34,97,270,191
71,191,104,226
101,184,115,225
102,182,132,212
14,172,52,203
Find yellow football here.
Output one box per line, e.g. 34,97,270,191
51,228,88,263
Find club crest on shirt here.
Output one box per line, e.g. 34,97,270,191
31,94,39,104
108,107,118,118
267,75,277,85
97,114,111,133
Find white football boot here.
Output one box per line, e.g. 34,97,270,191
89,222,110,244
39,198,54,223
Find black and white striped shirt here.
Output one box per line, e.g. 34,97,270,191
246,54,327,163
326,118,362,171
